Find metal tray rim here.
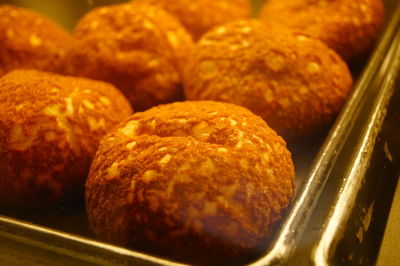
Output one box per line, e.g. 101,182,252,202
311,7,400,265
250,2,400,265
0,1,399,265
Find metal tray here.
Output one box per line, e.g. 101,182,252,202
311,11,400,265
0,0,399,265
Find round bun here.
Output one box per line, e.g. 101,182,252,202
183,20,353,139
0,70,132,207
260,0,385,61
135,0,252,40
86,101,295,264
62,3,193,111
0,5,72,76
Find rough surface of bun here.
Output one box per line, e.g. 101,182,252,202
260,0,385,61
86,101,295,264
0,70,132,207
135,0,252,39
63,3,193,111
184,20,353,139
0,5,72,76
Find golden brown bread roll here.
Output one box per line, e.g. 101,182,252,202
260,0,385,61
62,3,193,111
0,5,72,76
0,70,132,207
134,0,252,39
183,20,353,139
86,101,295,264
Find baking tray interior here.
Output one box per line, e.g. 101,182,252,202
310,21,400,265
0,0,399,265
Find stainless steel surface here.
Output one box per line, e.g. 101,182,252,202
251,1,400,264
312,6,400,264
0,215,183,266
377,174,400,266
0,0,399,265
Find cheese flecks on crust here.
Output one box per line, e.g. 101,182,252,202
0,69,132,207
183,20,353,140
0,5,73,76
260,0,385,61
63,2,194,111
135,0,252,40
86,101,295,264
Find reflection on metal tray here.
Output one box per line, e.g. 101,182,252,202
312,16,400,265
0,0,399,265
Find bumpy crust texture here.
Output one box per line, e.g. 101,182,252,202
0,5,72,76
183,20,353,139
260,0,385,61
0,70,132,207
62,3,193,111
135,0,252,40
86,101,295,264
